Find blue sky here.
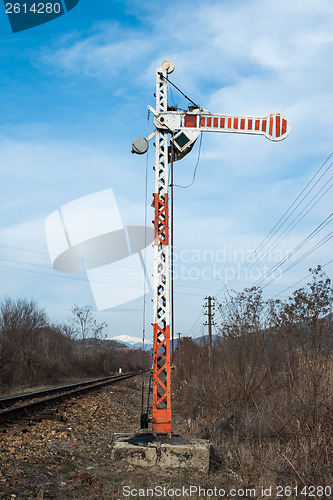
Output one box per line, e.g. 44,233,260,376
0,0,332,341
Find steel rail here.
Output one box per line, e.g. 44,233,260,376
0,371,145,424
0,373,141,409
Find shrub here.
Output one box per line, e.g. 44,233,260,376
173,267,333,488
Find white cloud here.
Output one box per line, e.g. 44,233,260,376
1,0,332,334
38,0,333,156
39,22,153,84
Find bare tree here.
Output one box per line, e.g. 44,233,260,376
0,297,48,386
0,297,47,335
68,304,107,355
173,266,333,487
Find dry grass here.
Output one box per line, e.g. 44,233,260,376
173,268,333,494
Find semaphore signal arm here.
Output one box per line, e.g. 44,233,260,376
146,105,290,154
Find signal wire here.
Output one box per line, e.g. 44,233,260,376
141,109,150,350
173,133,203,189
170,139,175,363
158,73,200,109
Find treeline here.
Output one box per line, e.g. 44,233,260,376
174,266,332,488
0,299,150,391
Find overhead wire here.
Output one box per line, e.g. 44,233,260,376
257,157,333,253
186,308,205,336
5,256,286,299
276,233,332,274
247,174,333,272
262,233,333,290
5,197,327,302
0,243,152,273
250,188,333,289
253,213,333,286
230,173,333,285
225,153,333,288
271,258,333,299
0,252,293,295
3,155,331,282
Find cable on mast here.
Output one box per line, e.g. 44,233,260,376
142,108,150,350
158,72,200,109
173,133,203,189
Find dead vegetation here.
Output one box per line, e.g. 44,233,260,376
0,298,150,392
174,266,333,491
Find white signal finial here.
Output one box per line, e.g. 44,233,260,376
160,59,175,74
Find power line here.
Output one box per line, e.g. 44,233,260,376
249,176,333,269
280,233,333,274
186,309,205,336
258,158,333,252
271,258,333,299
253,213,333,286
0,252,291,288
234,175,333,282
3,258,280,299
262,234,333,289
225,153,333,287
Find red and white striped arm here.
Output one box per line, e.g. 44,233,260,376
155,111,291,142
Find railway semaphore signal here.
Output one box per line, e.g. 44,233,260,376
132,59,290,437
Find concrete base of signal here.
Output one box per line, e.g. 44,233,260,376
111,433,210,472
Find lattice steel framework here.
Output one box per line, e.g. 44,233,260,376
133,59,290,437
152,62,172,435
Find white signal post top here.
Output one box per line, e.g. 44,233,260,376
133,59,291,155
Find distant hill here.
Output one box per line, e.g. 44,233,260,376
108,335,153,351
106,334,220,351
193,334,218,345
75,337,128,350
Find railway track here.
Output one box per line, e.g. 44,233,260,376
0,371,144,425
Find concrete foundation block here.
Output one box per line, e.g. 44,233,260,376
111,434,210,472
111,438,157,467
158,440,210,471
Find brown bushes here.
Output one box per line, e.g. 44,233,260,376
174,267,332,489
0,298,150,391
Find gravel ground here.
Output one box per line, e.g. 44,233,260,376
0,374,213,500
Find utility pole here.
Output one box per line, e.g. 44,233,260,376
131,59,290,437
204,296,215,360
